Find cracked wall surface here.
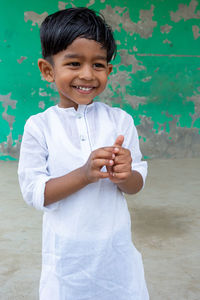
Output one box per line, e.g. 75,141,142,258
0,0,200,160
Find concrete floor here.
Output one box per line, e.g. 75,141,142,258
0,159,200,300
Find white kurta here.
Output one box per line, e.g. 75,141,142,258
18,102,149,300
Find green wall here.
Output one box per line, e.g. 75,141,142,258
0,0,200,160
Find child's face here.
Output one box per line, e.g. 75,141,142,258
38,38,113,109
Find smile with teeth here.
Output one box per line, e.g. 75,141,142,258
74,86,94,91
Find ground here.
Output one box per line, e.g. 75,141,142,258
0,158,200,299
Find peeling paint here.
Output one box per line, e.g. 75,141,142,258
192,25,200,39
163,39,172,44
170,0,200,22
39,88,48,97
38,101,45,109
0,93,16,129
86,0,95,8
136,53,200,58
101,5,157,39
17,56,27,64
0,93,20,159
160,24,172,34
142,76,152,83
119,50,146,73
58,2,70,10
24,11,48,27
126,95,147,109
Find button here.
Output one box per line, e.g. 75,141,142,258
80,135,86,141
77,113,83,119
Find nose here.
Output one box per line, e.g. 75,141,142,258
78,65,94,81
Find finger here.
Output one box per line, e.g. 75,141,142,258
97,170,110,179
114,153,132,164
93,147,116,159
114,146,131,156
109,171,130,180
106,165,113,175
113,135,124,147
112,164,131,173
92,158,114,168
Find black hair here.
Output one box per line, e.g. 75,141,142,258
40,7,117,63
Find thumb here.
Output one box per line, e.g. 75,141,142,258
114,135,124,147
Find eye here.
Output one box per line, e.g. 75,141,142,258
93,63,106,69
66,62,80,67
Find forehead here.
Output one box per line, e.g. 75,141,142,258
54,38,107,61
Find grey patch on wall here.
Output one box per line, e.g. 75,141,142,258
24,11,48,27
110,70,131,95
38,101,45,109
0,93,16,129
0,93,21,158
101,5,157,39
39,88,48,97
58,1,76,10
141,76,152,82
17,56,28,64
163,39,172,44
138,114,200,159
58,2,69,10
188,93,200,113
126,95,147,109
49,82,58,92
98,86,115,105
160,24,172,34
192,25,200,39
0,134,21,159
187,93,200,125
119,49,146,73
86,0,95,8
170,0,200,22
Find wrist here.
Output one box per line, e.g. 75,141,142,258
78,166,91,186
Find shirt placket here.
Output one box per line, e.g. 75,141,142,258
75,105,92,160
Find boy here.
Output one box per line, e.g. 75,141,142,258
18,7,149,300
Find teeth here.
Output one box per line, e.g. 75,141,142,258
76,86,93,91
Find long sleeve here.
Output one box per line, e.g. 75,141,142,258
18,117,59,212
123,114,148,187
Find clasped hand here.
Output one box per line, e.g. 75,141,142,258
82,135,132,184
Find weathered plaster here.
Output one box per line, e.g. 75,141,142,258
0,94,20,159
24,11,48,27
86,0,95,8
17,56,27,64
163,39,172,44
138,115,200,159
100,5,157,38
170,0,200,22
160,24,172,34
192,25,200,40
119,49,146,73
0,93,16,129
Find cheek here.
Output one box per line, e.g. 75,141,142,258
100,74,108,86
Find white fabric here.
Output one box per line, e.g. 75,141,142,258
18,102,149,300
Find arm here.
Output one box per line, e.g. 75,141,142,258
116,170,143,194
18,117,116,210
44,147,116,206
107,135,145,194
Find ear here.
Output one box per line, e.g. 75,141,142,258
38,58,54,82
107,64,113,76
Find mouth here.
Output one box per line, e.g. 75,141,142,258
72,85,95,94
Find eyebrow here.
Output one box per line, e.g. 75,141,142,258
63,54,107,61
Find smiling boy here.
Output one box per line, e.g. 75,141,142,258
38,38,112,109
18,7,149,300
